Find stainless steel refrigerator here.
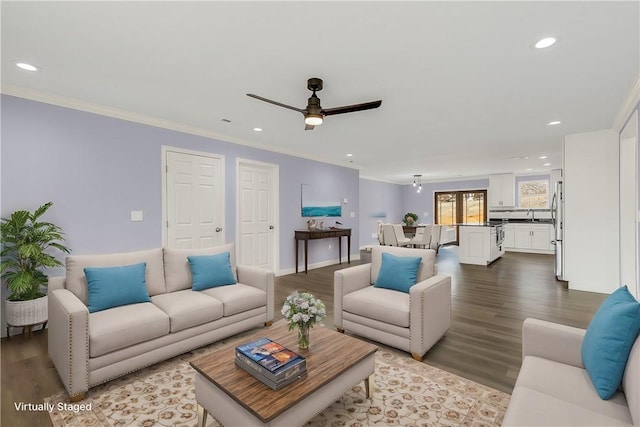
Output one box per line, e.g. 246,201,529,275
551,181,564,280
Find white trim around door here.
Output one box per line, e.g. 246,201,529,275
162,146,225,248
236,158,280,274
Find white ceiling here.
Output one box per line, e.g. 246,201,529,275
2,1,638,184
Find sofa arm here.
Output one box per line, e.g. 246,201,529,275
236,265,275,322
48,288,90,400
522,318,585,368
410,274,451,359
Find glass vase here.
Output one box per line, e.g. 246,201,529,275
297,325,310,350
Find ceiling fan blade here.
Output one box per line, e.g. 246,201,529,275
305,123,315,131
246,94,304,113
322,100,382,116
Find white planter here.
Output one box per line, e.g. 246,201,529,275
5,295,48,326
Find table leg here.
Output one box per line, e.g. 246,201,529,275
197,404,208,427
365,374,374,399
338,236,342,264
295,238,299,273
304,239,309,274
348,234,351,264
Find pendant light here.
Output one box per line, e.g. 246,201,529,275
413,175,422,193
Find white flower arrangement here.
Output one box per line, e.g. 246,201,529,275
281,291,326,331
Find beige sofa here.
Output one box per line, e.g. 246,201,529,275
334,246,451,360
503,318,640,426
48,243,274,401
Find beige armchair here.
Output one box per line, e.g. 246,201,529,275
334,246,451,360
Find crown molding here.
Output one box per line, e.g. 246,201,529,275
0,84,360,171
613,76,640,131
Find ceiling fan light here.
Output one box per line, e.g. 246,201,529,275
305,114,323,126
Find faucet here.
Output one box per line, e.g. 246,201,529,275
526,209,535,222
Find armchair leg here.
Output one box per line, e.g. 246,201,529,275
337,328,345,333
69,392,86,402
265,321,273,327
411,353,423,361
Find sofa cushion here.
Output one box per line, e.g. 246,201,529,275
84,262,151,313
163,244,237,293
504,355,633,426
151,289,224,332
582,286,640,399
343,286,410,328
504,386,633,426
188,252,237,290
200,283,265,317
373,252,421,293
89,302,170,358
66,248,166,305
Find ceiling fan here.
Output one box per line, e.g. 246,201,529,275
247,78,382,130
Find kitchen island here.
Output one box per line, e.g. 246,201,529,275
458,223,505,265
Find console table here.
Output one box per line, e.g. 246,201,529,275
295,228,351,274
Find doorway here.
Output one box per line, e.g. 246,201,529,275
434,190,487,244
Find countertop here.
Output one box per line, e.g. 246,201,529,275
457,219,554,227
490,219,554,224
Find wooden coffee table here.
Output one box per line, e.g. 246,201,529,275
190,322,378,427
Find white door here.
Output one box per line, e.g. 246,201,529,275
165,149,224,249
237,160,278,271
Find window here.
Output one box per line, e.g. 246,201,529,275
435,190,487,243
517,178,549,208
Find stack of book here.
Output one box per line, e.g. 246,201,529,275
235,337,307,390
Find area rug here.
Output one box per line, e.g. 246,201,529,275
46,338,509,427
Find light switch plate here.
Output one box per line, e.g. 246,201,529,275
350,212,355,218
130,210,144,221
343,198,348,204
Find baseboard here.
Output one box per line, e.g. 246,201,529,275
276,254,360,276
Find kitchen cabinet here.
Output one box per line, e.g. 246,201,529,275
505,223,552,253
488,174,514,207
504,225,515,248
458,225,504,265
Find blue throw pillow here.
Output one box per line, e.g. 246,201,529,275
373,252,422,293
84,262,150,313
188,252,237,291
581,286,640,399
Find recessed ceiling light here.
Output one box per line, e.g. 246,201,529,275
535,37,557,49
15,62,39,72
346,153,353,157
543,163,551,166
538,155,548,159
526,168,533,171
547,121,561,126
253,127,263,132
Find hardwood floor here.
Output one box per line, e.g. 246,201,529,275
1,247,606,426
274,246,606,393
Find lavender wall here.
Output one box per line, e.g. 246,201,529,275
0,94,359,274
358,178,404,247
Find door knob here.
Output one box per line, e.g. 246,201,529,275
269,225,274,230
215,227,222,232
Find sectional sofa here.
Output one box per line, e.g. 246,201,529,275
48,243,274,401
503,318,639,426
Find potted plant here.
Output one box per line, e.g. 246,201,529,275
1,202,70,334
404,212,419,226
